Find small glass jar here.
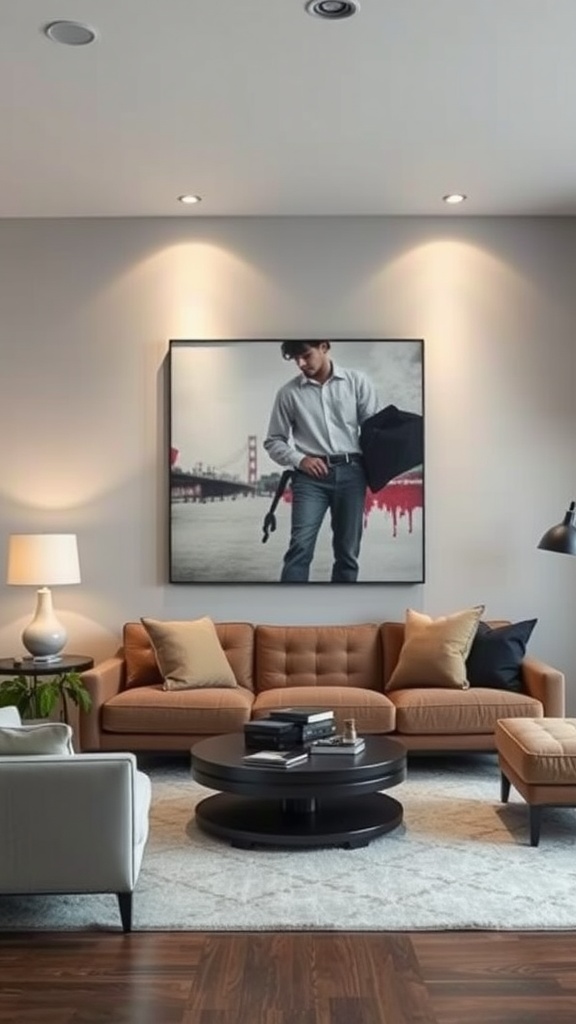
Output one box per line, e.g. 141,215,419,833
342,718,357,744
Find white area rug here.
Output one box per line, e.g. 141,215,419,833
2,755,576,931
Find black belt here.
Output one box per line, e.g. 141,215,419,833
321,453,363,466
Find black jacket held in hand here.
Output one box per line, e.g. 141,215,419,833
360,405,423,493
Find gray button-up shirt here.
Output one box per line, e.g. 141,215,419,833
264,362,379,470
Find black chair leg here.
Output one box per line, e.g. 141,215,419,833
500,772,511,803
529,806,542,847
117,892,133,932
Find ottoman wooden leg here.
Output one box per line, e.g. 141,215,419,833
529,806,542,848
500,771,511,803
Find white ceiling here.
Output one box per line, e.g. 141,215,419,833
3,0,576,218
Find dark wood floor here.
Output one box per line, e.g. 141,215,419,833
1,931,576,1024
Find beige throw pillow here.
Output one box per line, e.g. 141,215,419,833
385,605,485,692
141,616,238,691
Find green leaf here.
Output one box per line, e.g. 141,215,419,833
60,672,92,711
0,678,30,706
37,682,60,718
75,687,92,712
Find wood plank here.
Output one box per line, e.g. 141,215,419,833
1,931,576,1024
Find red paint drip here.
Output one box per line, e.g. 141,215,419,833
282,472,423,538
364,475,423,537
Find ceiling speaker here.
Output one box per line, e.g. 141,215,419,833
44,21,98,46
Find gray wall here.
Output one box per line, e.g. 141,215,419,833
0,216,574,706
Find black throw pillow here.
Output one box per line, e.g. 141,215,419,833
466,619,537,691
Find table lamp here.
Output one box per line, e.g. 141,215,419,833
6,533,81,662
537,501,576,556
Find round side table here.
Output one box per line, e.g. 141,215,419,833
0,656,94,677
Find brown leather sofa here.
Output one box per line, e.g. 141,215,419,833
79,621,565,754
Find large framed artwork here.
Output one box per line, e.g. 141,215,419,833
169,339,424,584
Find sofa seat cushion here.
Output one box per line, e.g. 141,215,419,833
389,687,543,736
252,685,396,734
101,685,254,735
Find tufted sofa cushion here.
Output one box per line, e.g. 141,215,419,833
255,624,382,692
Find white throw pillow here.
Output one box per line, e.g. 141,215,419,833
0,722,74,755
0,706,22,727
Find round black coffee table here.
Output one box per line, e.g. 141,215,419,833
191,733,407,849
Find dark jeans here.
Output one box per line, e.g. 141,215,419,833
281,462,367,583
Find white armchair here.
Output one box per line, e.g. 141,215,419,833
0,707,151,931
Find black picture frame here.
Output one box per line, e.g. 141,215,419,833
168,339,424,584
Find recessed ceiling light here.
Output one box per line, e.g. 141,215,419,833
305,1,360,19
44,21,98,46
443,193,467,205
178,195,202,205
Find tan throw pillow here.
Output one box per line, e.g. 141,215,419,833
140,616,238,691
385,605,485,692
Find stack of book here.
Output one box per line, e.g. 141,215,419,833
269,708,335,725
309,734,366,756
242,749,309,768
244,708,335,750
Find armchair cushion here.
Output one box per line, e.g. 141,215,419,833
0,722,74,755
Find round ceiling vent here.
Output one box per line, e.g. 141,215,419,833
44,21,98,46
305,1,360,19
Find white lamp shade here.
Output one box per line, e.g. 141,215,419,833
7,534,81,586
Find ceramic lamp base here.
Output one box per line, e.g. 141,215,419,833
22,587,67,660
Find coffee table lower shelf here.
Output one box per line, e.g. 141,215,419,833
195,792,403,849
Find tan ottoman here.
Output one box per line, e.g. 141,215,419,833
496,718,576,846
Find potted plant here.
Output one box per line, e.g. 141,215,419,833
0,670,91,723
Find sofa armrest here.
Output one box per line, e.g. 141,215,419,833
0,753,151,894
79,656,125,751
521,656,565,717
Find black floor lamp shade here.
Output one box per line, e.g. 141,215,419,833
538,501,576,556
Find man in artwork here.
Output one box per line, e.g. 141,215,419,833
263,341,379,582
